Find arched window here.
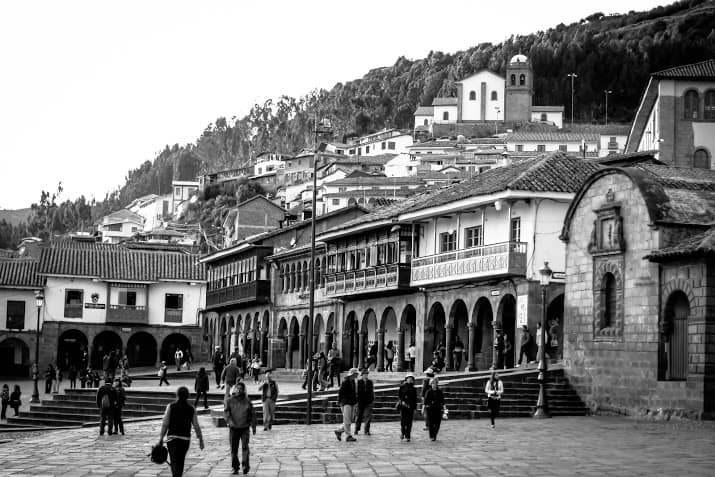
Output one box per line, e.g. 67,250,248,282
491,91,498,101
540,113,548,122
303,261,309,290
704,90,715,119
510,74,516,86
661,291,690,380
684,90,699,119
280,265,286,292
442,111,449,121
601,272,616,330
290,263,296,292
469,91,476,100
423,119,429,126
693,148,710,169
519,74,526,86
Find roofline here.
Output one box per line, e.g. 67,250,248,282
625,76,657,153
199,242,272,264
0,285,43,291
317,219,394,242
266,242,326,261
455,69,503,83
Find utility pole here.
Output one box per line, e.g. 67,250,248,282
604,90,613,125
567,73,578,126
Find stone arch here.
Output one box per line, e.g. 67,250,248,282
660,290,691,381
126,331,157,367
348,197,357,206
683,88,699,119
314,313,325,354
287,316,300,368
325,312,336,352
472,297,493,370
424,302,446,368
496,294,517,368
400,304,417,356
693,148,711,169
296,262,302,291
219,315,227,354
161,333,191,365
57,329,88,371
91,330,123,370
593,261,625,337
361,309,378,368
0,337,31,376
448,299,469,370
343,311,359,369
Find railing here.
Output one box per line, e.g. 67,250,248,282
324,264,411,297
164,309,183,323
206,280,271,308
107,304,148,324
64,304,83,318
411,241,527,285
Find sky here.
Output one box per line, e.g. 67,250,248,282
0,0,669,210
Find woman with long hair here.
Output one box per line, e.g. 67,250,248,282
158,386,204,477
423,377,446,441
485,370,504,429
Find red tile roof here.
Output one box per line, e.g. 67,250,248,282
506,132,600,142
0,259,44,289
432,97,458,106
645,227,715,261
652,59,715,79
38,244,205,282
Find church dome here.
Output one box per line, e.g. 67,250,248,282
510,54,528,64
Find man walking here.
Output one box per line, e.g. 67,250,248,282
96,379,117,436
224,382,256,475
327,342,341,388
158,361,170,386
398,373,418,442
112,377,126,435
222,358,241,400
213,347,225,389
355,369,374,435
258,370,279,431
174,348,184,371
334,367,359,442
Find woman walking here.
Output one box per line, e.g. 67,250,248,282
9,385,21,416
398,373,417,442
194,367,210,409
485,370,504,429
158,386,204,477
384,341,395,372
424,377,446,441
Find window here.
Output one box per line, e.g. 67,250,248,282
106,223,122,232
349,149,355,155
381,142,386,150
338,187,347,192
118,291,137,307
694,148,710,169
510,74,516,86
6,300,25,330
541,113,548,122
442,111,449,121
332,198,340,206
601,273,616,330
465,226,483,248
559,145,567,152
388,141,396,150
358,148,362,155
439,231,456,252
516,145,524,152
684,90,699,119
366,146,370,154
519,74,525,86
423,119,429,126
491,91,498,101
64,289,83,318
661,291,689,380
537,145,546,152
469,91,476,100
174,187,181,198
510,218,521,242
164,294,183,323
705,90,715,120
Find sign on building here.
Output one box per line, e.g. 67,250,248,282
517,295,529,327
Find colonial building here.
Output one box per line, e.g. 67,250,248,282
327,129,414,157
322,175,427,213
625,58,715,169
560,161,715,419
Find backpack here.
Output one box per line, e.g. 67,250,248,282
101,393,111,409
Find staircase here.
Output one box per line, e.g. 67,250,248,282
210,368,589,427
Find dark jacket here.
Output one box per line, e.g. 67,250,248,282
224,395,256,430
423,388,445,415
421,379,431,399
398,382,417,410
338,377,358,406
114,386,126,409
213,352,225,368
357,378,374,406
222,364,241,386
167,401,195,438
260,380,279,402
195,373,210,393
96,384,117,409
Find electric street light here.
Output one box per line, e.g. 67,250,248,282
567,73,578,126
533,261,552,419
604,90,613,125
31,290,44,403
494,107,501,135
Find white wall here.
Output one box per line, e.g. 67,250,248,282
460,71,505,121
506,140,599,154
433,105,458,124
147,282,205,326
531,111,563,129
44,277,108,324
362,134,413,156
638,96,660,152
415,114,433,128
0,289,41,331
599,134,628,157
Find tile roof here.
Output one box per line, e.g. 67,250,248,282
0,259,43,289
431,97,458,106
38,244,205,282
327,176,425,187
652,59,715,79
645,227,715,261
414,106,434,115
506,132,600,142
103,209,144,225
637,165,715,225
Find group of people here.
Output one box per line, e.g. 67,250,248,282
173,348,194,371
211,347,265,390
95,376,127,436
0,384,22,420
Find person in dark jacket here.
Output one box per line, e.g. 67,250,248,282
68,365,77,389
158,386,204,477
334,367,359,442
112,377,126,435
398,373,418,442
194,367,210,409
1,384,9,420
224,382,256,475
9,385,21,416
355,369,375,435
421,371,434,431
213,347,225,388
221,358,241,400
96,379,117,436
424,377,446,441
44,364,54,394
158,361,170,386
258,370,279,431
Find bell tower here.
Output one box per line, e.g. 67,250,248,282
505,54,533,122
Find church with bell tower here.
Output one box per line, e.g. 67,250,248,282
505,54,533,122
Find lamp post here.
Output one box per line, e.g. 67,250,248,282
604,90,613,125
494,107,501,135
31,290,44,404
567,73,578,126
533,261,552,418
306,116,332,425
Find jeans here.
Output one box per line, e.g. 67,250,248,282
214,367,223,387
400,406,414,439
488,397,501,425
355,404,372,433
338,404,354,436
99,408,114,435
167,438,190,477
262,399,276,430
194,391,208,409
113,407,124,434
1,401,7,419
427,409,442,439
518,346,529,365
229,427,251,472
45,380,52,394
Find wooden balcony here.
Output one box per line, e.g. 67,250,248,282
206,280,271,309
107,304,148,324
324,264,411,297
410,241,527,286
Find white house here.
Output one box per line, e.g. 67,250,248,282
126,193,172,231
505,132,601,157
457,70,506,122
385,154,420,177
101,209,145,243
171,180,200,216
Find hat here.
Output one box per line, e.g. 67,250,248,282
360,369,369,375
405,372,415,380
349,367,359,375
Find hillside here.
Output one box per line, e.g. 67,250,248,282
0,208,31,226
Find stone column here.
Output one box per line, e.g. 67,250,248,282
397,328,406,371
492,320,500,370
286,335,294,369
242,332,248,358
260,327,267,363
445,325,454,371
467,322,477,371
298,333,305,367
324,333,331,354
352,330,359,368
358,332,366,369
377,329,386,371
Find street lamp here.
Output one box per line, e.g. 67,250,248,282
533,261,552,418
567,73,578,126
604,90,613,125
494,107,501,135
31,290,44,404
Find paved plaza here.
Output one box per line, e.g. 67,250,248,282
1,415,714,476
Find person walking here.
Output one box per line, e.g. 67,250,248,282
185,348,193,370
112,377,126,435
327,342,341,388
174,348,184,371
194,367,210,410
494,330,505,369
222,358,241,400
485,370,504,429
68,365,77,389
536,322,549,362
258,370,278,431
517,325,532,367
334,367,359,442
1,384,10,420
453,337,465,370
407,342,416,372
9,385,21,417
44,364,54,394
384,341,395,372
96,379,117,436
52,364,61,393
158,386,205,477
398,373,417,442
213,347,225,389
224,382,256,475
424,377,446,441
158,361,170,386
421,370,434,431
549,318,561,362
355,369,374,435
